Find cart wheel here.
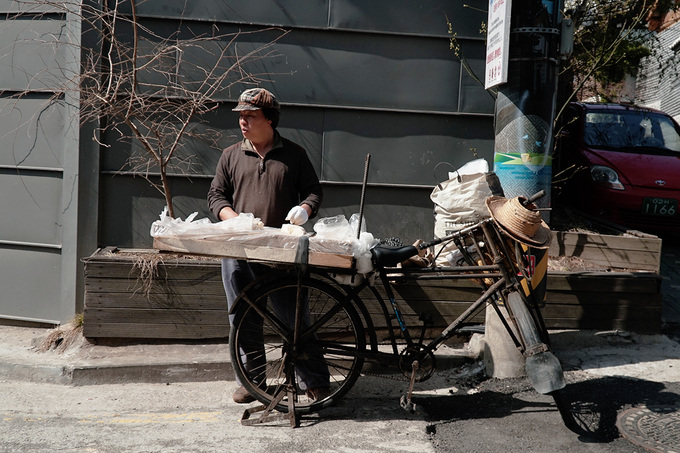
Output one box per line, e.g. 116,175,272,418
229,276,366,414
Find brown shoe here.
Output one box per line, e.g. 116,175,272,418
232,385,256,404
305,387,332,401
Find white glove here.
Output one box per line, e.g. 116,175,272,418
285,205,309,225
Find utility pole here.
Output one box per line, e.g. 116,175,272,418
492,0,563,211
484,0,569,380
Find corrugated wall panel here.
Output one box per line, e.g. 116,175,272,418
126,0,488,40
269,29,464,112
99,105,325,177
0,8,82,324
96,3,495,249
0,15,73,92
114,19,486,114
322,109,493,184
0,171,63,245
328,0,485,38
120,0,331,28
0,248,62,322
0,95,66,169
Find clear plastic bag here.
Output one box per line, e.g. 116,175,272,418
150,208,263,237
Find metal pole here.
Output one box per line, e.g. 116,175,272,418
357,154,371,240
492,0,563,218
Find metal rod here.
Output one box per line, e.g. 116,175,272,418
357,154,371,240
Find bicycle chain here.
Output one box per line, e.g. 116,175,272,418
360,370,411,382
359,343,436,382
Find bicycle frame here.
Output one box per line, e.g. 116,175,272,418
331,219,541,363
231,215,571,427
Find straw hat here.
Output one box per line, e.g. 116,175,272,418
485,196,552,249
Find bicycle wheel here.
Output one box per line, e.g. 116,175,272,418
229,276,366,414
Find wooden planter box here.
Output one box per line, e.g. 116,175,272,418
82,242,663,340
83,247,228,339
354,271,662,336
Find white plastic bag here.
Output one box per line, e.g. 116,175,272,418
313,214,379,277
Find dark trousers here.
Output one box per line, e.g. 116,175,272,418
222,259,330,390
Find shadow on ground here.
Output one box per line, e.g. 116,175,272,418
419,375,680,449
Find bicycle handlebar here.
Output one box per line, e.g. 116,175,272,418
521,190,545,207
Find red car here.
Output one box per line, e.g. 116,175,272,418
553,102,680,233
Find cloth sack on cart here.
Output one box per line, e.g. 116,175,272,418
430,158,504,266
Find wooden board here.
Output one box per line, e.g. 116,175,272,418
153,234,354,269
83,323,229,339
546,271,662,293
549,231,662,272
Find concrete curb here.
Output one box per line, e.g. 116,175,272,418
0,359,235,386
0,324,481,386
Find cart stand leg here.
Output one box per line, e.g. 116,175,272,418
240,384,299,428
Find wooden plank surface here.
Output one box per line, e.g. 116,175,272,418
85,307,230,324
85,278,225,295
83,322,229,339
549,231,662,272
83,251,664,338
153,235,354,269
546,271,661,293
84,261,222,281
84,292,226,309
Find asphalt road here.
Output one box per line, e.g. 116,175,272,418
422,372,680,453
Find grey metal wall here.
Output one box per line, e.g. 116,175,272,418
2,1,495,323
0,3,88,324
99,0,495,249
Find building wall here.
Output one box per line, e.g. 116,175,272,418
0,2,86,324
1,0,496,323
637,20,680,122
98,0,496,248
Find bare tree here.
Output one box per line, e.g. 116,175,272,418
3,0,287,218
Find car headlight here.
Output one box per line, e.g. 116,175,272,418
590,165,624,190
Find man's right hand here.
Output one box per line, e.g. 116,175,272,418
286,206,309,225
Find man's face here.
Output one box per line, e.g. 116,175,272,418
239,109,272,142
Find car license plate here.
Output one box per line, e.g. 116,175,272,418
642,197,678,216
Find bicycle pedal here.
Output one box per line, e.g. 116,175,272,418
399,395,417,413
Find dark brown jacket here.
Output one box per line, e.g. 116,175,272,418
208,133,322,228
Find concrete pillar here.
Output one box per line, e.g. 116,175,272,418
483,304,525,378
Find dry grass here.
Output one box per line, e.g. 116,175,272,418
131,253,166,298
547,255,606,272
36,314,84,353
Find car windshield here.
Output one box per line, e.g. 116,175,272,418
584,109,680,154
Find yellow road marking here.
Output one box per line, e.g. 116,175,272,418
77,412,222,424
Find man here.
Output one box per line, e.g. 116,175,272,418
208,87,330,403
